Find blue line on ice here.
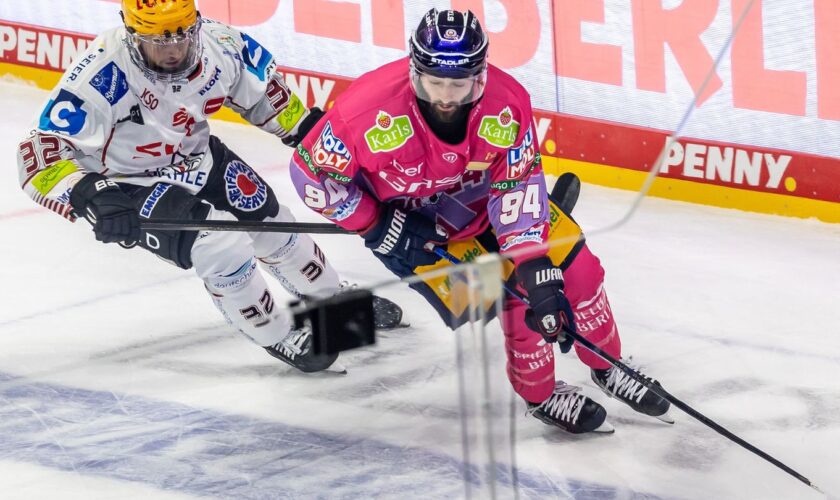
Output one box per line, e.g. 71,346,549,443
0,371,666,499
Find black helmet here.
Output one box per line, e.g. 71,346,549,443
409,9,488,79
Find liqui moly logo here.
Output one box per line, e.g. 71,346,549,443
312,122,352,171
507,127,536,179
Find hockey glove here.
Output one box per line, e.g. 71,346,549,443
362,207,448,268
517,256,576,353
70,173,140,245
281,107,325,147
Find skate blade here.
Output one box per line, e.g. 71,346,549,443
593,420,615,433
654,410,675,424
325,360,348,375
378,322,411,331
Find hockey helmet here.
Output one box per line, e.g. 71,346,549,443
122,0,203,82
409,9,488,105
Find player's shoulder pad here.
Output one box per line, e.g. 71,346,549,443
332,58,410,124
202,18,276,82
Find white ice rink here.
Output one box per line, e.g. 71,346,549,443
1,81,839,499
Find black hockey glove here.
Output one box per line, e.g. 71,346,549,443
70,173,140,245
281,107,325,147
362,207,448,268
517,256,576,353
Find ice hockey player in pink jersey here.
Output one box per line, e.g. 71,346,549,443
291,9,672,433
16,0,401,374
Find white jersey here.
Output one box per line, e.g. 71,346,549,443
16,18,308,221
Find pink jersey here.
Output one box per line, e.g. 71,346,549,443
290,58,549,263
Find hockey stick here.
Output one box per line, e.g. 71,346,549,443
140,219,353,234
428,245,822,493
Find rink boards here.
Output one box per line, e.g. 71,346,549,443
1,17,838,223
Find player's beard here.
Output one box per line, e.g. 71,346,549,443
429,101,466,123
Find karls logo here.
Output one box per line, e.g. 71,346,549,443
507,126,536,179
365,111,414,153
198,66,222,96
312,122,352,171
477,106,519,148
224,160,268,212
663,141,792,190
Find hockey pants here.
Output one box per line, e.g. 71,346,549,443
376,198,622,405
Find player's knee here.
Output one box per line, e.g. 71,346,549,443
201,258,259,295
192,208,257,282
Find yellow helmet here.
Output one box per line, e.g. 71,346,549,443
122,0,198,36
121,0,203,82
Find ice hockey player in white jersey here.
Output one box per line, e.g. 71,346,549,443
15,0,400,372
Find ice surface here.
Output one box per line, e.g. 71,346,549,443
1,82,838,499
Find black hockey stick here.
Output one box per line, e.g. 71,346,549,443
140,219,353,234
139,174,581,236
429,246,822,493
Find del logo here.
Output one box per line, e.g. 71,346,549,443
506,127,536,179
477,106,520,148
240,33,273,81
89,62,128,106
365,111,414,153
312,122,352,171
38,89,87,135
224,160,268,212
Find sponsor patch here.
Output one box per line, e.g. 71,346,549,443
322,189,362,222
500,226,545,252
507,127,538,179
477,106,520,148
204,96,225,115
38,89,88,135
364,111,414,153
198,66,222,96
89,62,128,105
275,93,304,132
140,183,171,219
224,160,268,212
312,122,352,171
32,159,78,196
240,33,273,81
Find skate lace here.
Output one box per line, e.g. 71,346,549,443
602,360,650,404
528,383,585,424
270,327,310,359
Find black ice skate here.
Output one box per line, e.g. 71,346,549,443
338,282,407,330
591,362,673,423
264,326,344,374
527,382,614,434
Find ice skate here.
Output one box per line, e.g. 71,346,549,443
527,382,614,434
591,362,673,423
264,326,345,374
338,282,407,330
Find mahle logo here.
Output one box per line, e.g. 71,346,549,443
477,106,520,148
365,111,414,153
